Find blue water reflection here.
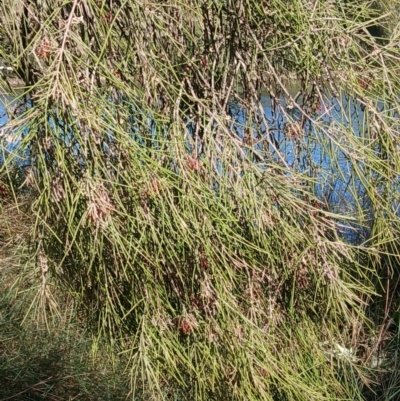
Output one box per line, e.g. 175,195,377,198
0,95,31,167
0,89,396,244
0,97,7,126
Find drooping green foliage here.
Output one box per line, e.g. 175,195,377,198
1,0,400,400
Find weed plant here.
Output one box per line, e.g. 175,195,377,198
1,0,400,400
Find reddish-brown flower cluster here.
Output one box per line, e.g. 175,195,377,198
179,317,193,335
309,199,325,218
200,249,209,271
105,12,114,24
178,314,198,335
285,122,303,140
150,179,160,195
359,78,371,90
187,155,201,171
36,38,51,59
0,182,8,200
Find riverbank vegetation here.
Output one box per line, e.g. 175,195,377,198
1,0,400,399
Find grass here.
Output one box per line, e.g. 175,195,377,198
0,197,130,400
